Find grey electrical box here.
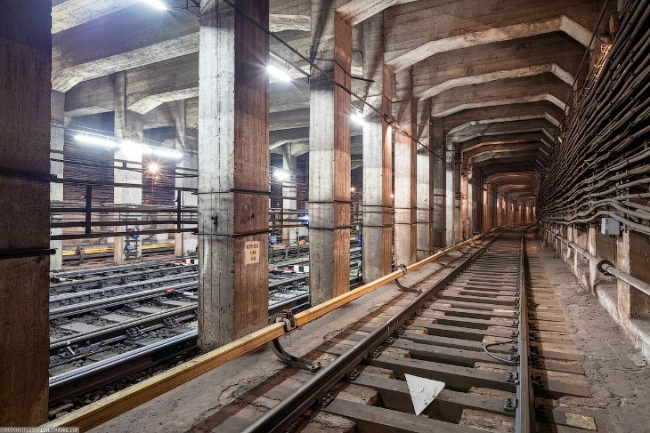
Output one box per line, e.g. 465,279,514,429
601,217,621,236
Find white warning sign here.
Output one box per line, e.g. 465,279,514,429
244,241,260,265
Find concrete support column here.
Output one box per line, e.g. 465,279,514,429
197,0,270,349
416,149,432,260
174,155,198,257
114,71,144,264
487,186,496,229
282,144,299,244
361,14,391,283
309,5,352,304
465,167,476,239
171,100,198,257
617,229,650,319
473,177,481,233
393,70,417,266
453,151,461,244
587,226,605,292
432,119,446,247
445,141,455,246
459,166,468,241
497,196,504,226
506,199,514,225
482,183,489,231
50,91,65,270
0,4,51,424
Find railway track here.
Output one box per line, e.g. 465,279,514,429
197,227,597,433
47,251,362,411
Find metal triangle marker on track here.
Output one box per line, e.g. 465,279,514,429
404,373,445,416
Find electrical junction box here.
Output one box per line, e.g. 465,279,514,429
601,217,621,236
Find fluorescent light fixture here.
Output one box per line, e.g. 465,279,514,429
74,134,118,149
153,148,183,160
141,0,168,10
351,111,365,126
267,63,292,82
274,169,289,181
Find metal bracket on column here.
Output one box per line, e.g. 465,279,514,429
394,264,421,293
269,311,321,372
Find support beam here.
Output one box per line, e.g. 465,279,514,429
431,74,570,119
393,68,417,266
431,119,445,247
416,146,432,260
617,230,650,319
171,100,198,257
361,14,392,283
445,140,456,246
0,3,51,425
336,0,420,26
282,144,299,244
385,2,598,72
308,3,352,305
51,91,65,270
460,164,469,240
197,0,270,350
113,71,144,265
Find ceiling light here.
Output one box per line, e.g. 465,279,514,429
267,64,292,82
351,111,365,126
74,133,118,149
148,163,160,174
274,169,290,181
141,0,169,10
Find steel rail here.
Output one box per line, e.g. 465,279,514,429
515,230,534,433
242,235,498,433
43,229,501,431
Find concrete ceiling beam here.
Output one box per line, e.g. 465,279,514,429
270,108,310,132
431,74,570,118
448,113,560,137
450,119,559,143
384,0,608,72
52,4,313,92
269,14,311,32
64,75,115,117
458,132,551,150
416,63,573,101
336,0,421,26
412,33,582,96
52,4,199,92
386,15,593,72
52,0,140,34
441,101,564,134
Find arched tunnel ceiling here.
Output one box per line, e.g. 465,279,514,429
54,0,613,204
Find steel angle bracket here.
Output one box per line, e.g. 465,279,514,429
269,311,321,372
394,264,421,293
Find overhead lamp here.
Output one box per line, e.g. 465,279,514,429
74,133,118,149
351,111,365,126
148,163,160,174
267,63,292,82
274,169,290,181
141,0,169,10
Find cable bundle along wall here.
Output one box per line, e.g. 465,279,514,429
537,0,650,235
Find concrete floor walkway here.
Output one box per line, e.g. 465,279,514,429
533,239,650,433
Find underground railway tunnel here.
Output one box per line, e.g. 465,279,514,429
2,0,650,431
